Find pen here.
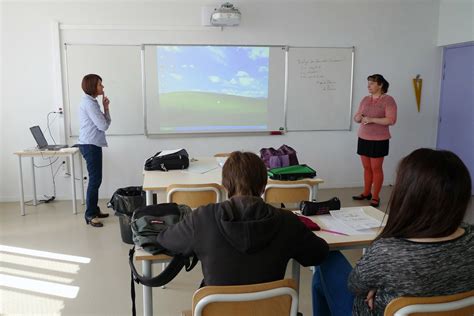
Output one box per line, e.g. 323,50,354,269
321,229,349,236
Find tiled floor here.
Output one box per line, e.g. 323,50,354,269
1,186,472,316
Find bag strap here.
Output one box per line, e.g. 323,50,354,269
185,255,199,272
131,264,137,316
129,246,199,315
130,247,137,316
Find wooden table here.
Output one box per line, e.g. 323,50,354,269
134,206,386,316
14,148,84,215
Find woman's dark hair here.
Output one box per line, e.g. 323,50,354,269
367,74,389,93
377,148,471,240
222,151,267,198
81,74,102,96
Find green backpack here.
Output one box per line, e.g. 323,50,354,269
267,164,317,181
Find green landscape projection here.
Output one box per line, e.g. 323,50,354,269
155,46,270,133
158,92,267,131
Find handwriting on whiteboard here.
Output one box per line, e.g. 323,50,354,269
297,58,344,91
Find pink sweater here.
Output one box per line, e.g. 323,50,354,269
354,94,397,141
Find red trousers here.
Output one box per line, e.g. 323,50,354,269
360,155,384,200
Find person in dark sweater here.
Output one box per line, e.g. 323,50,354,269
312,148,474,316
157,151,329,286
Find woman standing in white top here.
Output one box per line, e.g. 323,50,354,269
77,74,111,227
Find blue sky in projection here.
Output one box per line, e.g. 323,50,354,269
157,46,269,98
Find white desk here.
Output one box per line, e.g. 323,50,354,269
142,157,324,205
290,206,386,294
134,206,385,316
14,148,85,216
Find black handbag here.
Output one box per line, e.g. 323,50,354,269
300,197,341,216
144,149,189,171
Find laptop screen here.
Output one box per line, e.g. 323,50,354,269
30,126,49,148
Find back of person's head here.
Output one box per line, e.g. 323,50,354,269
378,148,471,239
222,151,267,198
82,74,102,96
367,74,389,93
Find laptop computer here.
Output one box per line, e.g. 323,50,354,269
30,126,68,150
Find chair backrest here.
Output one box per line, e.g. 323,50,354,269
384,290,474,316
263,179,313,205
192,279,298,316
214,153,230,168
213,152,231,157
166,183,221,209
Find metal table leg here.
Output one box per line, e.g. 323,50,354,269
70,153,77,214
31,157,37,206
78,152,85,205
291,259,300,312
142,260,153,316
146,191,153,206
313,184,319,201
18,156,25,216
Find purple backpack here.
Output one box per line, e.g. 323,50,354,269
260,145,299,169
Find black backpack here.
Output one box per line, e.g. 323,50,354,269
144,149,189,171
128,203,198,316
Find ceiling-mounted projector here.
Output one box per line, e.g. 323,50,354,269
210,2,241,27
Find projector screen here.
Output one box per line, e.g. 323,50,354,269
144,45,286,134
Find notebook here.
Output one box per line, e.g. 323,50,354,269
30,126,68,150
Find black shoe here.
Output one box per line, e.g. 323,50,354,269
370,198,380,208
352,193,372,200
96,212,109,218
85,216,103,227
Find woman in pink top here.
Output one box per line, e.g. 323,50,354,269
353,74,397,207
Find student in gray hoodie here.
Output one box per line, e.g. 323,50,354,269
157,151,329,286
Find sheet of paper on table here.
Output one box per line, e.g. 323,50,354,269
317,215,373,235
330,207,383,231
183,161,219,174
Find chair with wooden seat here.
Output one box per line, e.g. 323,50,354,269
182,278,298,316
166,183,222,209
384,290,474,316
263,179,314,208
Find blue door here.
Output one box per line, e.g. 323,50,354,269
437,42,474,194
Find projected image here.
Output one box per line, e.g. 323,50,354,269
156,46,269,132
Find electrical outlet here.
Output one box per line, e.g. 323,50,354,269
58,107,64,115
62,160,70,177
83,176,88,187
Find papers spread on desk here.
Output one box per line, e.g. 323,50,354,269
317,215,367,235
314,208,383,236
330,208,383,232
184,161,219,174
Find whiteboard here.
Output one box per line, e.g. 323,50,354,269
63,43,354,136
286,47,354,131
65,44,144,136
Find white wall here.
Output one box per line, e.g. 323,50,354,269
438,0,474,46
1,0,443,202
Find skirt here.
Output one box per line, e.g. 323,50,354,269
357,138,389,158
